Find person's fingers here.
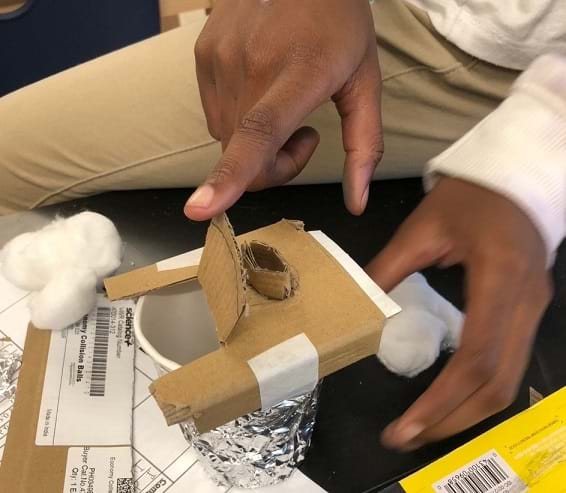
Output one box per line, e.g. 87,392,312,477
194,35,222,140
365,219,451,293
381,259,524,449
185,70,327,221
333,47,383,215
218,90,238,151
398,277,552,447
249,126,320,190
213,66,239,150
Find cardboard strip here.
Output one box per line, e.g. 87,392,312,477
247,333,319,410
104,264,199,301
308,231,401,318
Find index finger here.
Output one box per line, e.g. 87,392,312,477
184,70,328,221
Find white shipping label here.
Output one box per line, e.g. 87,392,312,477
36,296,136,446
433,450,526,493
63,446,133,493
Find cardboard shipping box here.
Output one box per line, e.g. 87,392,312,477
106,214,400,432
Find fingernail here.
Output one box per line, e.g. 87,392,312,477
399,440,425,452
187,185,214,209
396,422,425,445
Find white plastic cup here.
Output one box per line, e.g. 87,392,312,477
134,279,319,489
134,280,219,374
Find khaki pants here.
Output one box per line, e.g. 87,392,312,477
0,0,518,215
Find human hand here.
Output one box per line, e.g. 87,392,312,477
185,0,382,220
366,177,552,450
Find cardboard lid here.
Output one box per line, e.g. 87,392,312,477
149,220,393,431
105,217,400,431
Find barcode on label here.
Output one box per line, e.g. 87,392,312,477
433,450,525,493
89,306,111,397
117,477,133,493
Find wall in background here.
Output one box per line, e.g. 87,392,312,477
0,0,160,97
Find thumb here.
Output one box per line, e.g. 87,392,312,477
365,221,449,293
334,49,383,216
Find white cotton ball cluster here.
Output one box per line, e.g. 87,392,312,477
0,212,122,330
29,268,98,331
377,273,463,378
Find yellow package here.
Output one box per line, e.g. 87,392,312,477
400,386,566,492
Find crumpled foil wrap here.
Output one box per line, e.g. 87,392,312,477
0,345,21,401
179,383,321,489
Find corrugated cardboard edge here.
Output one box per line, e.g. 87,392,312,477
242,241,298,300
104,263,199,300
197,214,247,343
149,348,262,431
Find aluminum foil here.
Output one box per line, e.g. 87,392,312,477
179,383,321,489
0,343,21,401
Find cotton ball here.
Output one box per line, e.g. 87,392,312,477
1,212,122,330
2,217,82,289
378,309,447,378
1,231,44,290
21,218,78,286
65,212,122,277
388,273,440,310
437,296,464,350
1,212,122,294
30,268,97,330
377,273,464,377
28,212,121,280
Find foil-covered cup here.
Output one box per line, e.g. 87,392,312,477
0,340,21,402
134,282,320,489
177,377,320,488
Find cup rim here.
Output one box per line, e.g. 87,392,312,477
134,294,181,372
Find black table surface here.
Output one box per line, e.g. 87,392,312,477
2,179,565,493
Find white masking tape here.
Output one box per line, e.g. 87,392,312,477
247,333,319,410
156,247,203,271
308,231,401,318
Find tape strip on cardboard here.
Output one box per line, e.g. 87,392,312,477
247,333,319,410
309,231,401,318
156,247,203,271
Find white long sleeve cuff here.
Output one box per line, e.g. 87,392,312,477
425,53,566,263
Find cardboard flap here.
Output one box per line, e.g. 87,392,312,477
198,214,247,343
